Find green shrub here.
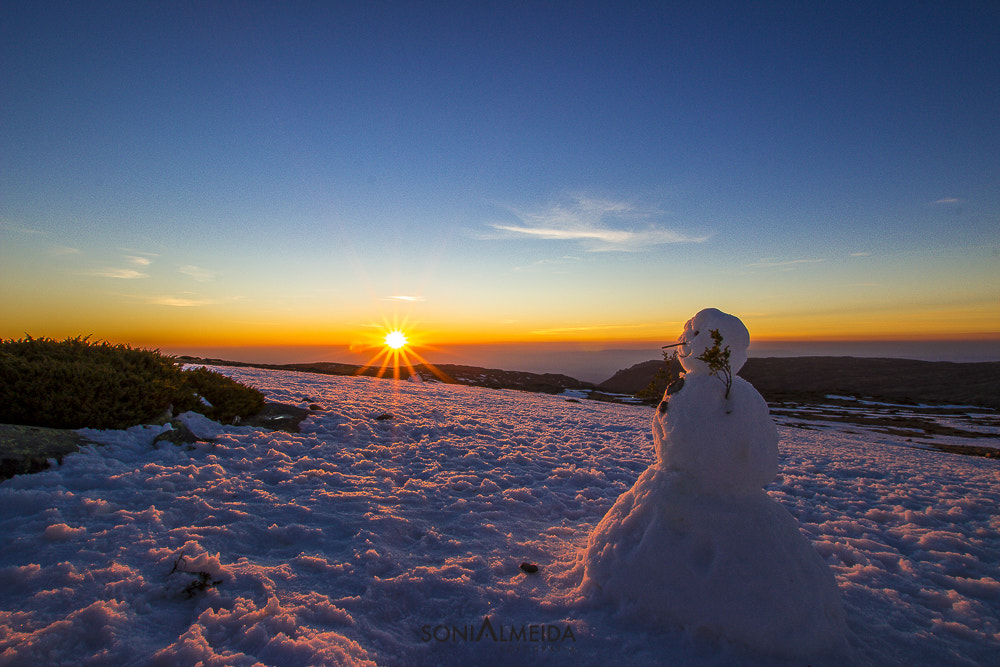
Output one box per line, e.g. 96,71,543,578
0,336,264,430
175,366,265,424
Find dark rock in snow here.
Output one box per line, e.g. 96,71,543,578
242,403,312,433
519,562,539,574
0,424,87,481
1,401,316,482
153,420,203,446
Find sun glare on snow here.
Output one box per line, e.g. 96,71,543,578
384,330,408,350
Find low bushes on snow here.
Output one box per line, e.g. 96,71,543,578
173,365,265,424
0,336,264,429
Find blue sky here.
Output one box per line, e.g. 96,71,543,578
2,1,998,363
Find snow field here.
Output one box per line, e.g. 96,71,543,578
0,365,998,666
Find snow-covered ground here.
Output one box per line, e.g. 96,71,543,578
1,366,998,666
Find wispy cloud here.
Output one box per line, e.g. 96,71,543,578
120,248,158,256
383,295,425,302
0,218,47,235
514,256,581,273
486,195,709,252
178,265,216,282
750,251,871,269
50,245,81,257
91,268,149,279
744,258,826,270
933,198,963,205
143,294,216,307
88,250,161,278
531,323,647,335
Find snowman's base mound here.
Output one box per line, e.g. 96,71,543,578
581,465,848,659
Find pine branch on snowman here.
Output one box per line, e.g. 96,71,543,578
696,328,733,403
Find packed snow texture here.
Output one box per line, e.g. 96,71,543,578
1,365,998,666
583,308,846,659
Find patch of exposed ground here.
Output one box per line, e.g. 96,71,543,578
0,402,314,481
770,398,1000,459
0,424,89,480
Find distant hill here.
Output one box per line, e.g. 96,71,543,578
420,363,594,393
181,355,1000,409
599,357,1000,409
598,358,683,395
177,357,594,395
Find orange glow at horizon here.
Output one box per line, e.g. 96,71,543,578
7,300,998,354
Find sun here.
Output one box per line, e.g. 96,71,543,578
355,319,451,383
384,330,408,350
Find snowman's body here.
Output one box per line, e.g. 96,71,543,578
653,373,777,494
581,309,848,659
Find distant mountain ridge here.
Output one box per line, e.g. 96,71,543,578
599,356,1000,409
178,357,593,394
180,355,1000,409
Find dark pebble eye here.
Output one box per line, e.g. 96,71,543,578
693,330,700,336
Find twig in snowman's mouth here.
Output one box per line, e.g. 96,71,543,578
661,342,685,349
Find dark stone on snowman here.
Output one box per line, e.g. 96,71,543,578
580,308,849,661
657,376,686,413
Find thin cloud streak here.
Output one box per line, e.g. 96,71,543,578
745,258,826,269
178,265,216,282
50,246,81,256
143,295,216,307
383,295,425,302
514,256,581,273
487,195,710,252
0,219,47,235
532,323,648,335
91,268,149,279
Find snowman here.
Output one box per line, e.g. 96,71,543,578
580,308,848,659
652,307,778,494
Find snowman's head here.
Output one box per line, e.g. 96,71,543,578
674,308,750,374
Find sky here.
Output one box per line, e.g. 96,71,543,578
2,1,999,371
